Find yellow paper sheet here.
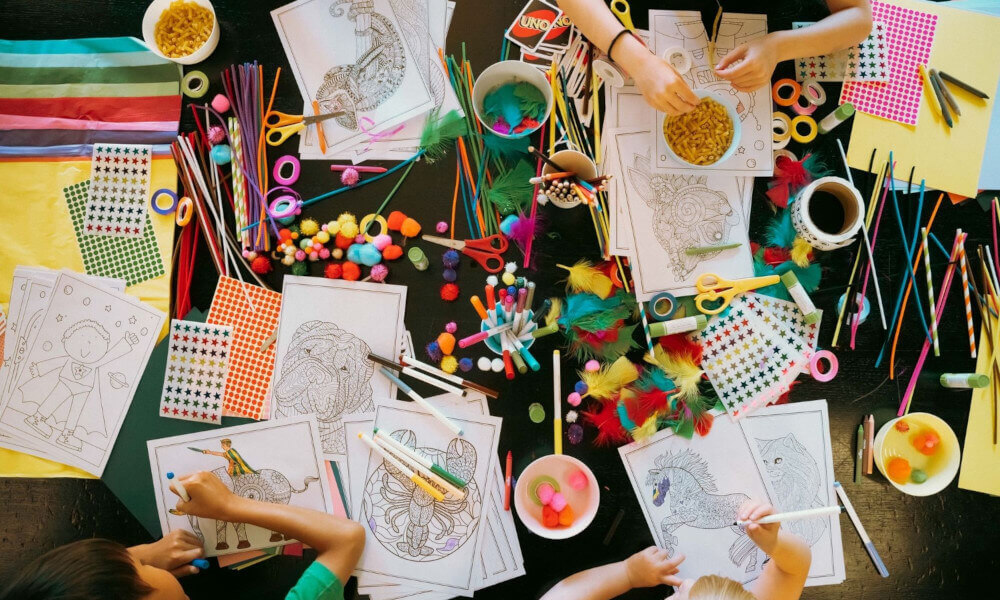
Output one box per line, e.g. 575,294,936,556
847,0,1000,197
0,156,176,478
958,322,1000,495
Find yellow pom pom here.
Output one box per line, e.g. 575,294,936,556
791,236,813,268
316,230,330,244
326,221,341,235
340,221,359,238
299,218,320,236
337,212,357,225
440,355,459,374
501,272,516,286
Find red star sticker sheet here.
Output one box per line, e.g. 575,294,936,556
793,20,888,84
84,143,153,238
159,319,231,424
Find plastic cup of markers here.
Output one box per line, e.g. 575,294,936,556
662,90,741,169
472,60,553,139
142,0,220,65
541,149,598,209
514,454,600,540
482,311,536,355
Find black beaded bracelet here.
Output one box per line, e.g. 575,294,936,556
606,28,632,61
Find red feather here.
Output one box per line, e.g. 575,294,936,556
581,398,629,446
694,412,714,436
637,389,671,415
657,333,704,364
763,247,791,266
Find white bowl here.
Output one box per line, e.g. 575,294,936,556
873,412,960,496
142,0,220,65
662,89,741,169
472,60,553,139
513,454,599,539
541,149,598,209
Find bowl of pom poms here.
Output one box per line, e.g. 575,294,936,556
472,60,552,139
142,0,219,65
514,454,599,539
873,412,960,497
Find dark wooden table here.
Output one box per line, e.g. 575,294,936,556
1,0,996,598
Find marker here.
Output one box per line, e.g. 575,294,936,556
532,322,560,338
358,432,444,501
366,353,466,397
734,505,843,527
470,295,490,322
399,354,500,398
834,482,889,577
940,373,990,389
166,472,189,502
532,298,552,323
459,323,513,348
374,428,467,489
191,559,210,570
553,350,562,455
372,431,465,499
378,367,463,436
503,450,513,511
505,331,541,371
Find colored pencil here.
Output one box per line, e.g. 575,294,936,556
373,430,466,498
938,70,990,99
919,64,952,128
504,450,513,511
854,423,864,483
930,68,961,117
864,415,875,475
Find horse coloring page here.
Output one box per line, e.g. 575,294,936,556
619,410,776,585
148,415,333,557
741,400,846,586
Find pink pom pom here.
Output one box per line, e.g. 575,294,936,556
445,321,458,334
308,251,319,261
294,250,306,261
436,221,448,233
370,264,389,282
207,126,226,144
584,360,600,372
536,483,555,505
319,248,331,259
549,492,567,512
355,234,365,244
211,94,231,113
567,392,581,407
340,167,360,186
567,469,588,490
372,234,392,251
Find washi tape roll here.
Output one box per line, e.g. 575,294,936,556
181,70,209,98
809,350,838,382
360,213,388,242
790,176,864,251
593,57,627,88
150,188,178,215
793,92,818,116
836,292,871,325
175,197,193,226
790,115,817,144
773,112,791,141
774,149,798,163
273,155,300,186
772,78,801,107
803,80,827,106
661,46,692,75
648,292,677,321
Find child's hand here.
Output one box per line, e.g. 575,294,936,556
615,35,699,116
625,546,685,588
130,529,204,577
738,501,779,554
172,470,243,522
715,36,779,92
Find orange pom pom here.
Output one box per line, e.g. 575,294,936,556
440,282,459,301
382,244,403,260
437,332,456,355
324,263,343,279
387,210,407,231
542,505,559,528
250,256,272,274
342,261,361,281
558,504,575,526
887,457,911,484
400,217,422,238
335,233,354,249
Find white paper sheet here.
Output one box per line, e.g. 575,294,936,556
147,415,334,555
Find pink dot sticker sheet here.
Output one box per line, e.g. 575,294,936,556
840,0,938,126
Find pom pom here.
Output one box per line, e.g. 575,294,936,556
369,264,389,282
567,469,588,490
207,125,226,144
299,218,319,236
347,244,364,264
358,244,383,266
332,248,344,259
291,261,308,276
501,272,516,286
281,255,295,266
549,492,567,512
315,230,330,244
426,341,443,362
542,505,559,528
557,260,614,298
324,263,343,279
477,357,492,371
459,357,473,372
505,261,518,274
337,212,357,225
400,217,422,238
372,234,392,251
440,283,460,301
445,321,458,334
437,332,456,355
491,358,504,372
210,144,231,165
335,233,354,250
340,221,359,239
443,268,458,282
387,210,407,231
382,245,403,260
308,252,319,262
567,392,582,406
440,355,458,374
325,220,340,236
436,221,449,233
574,381,588,395
340,167,360,186
442,249,461,268
250,256,272,274
558,502,576,524
354,234,366,244
211,93,230,113
342,261,361,281
585,360,600,372
536,483,555,505
294,250,306,261
579,357,639,400
486,275,499,286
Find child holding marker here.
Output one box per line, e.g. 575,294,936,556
0,470,364,600
540,501,811,600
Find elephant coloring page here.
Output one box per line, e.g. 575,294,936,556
270,277,407,460
147,415,334,556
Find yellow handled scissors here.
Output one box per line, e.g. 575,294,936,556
694,273,780,315
265,109,345,146
610,0,636,32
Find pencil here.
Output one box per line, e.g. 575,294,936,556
854,423,864,483
358,432,444,501
864,415,875,475
938,70,990,99
930,68,961,117
920,64,952,128
379,367,463,436
734,505,843,526
553,350,562,455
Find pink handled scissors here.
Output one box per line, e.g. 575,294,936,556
421,234,509,273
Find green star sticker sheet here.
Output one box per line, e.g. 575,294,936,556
159,319,232,424
64,180,165,287
793,20,887,83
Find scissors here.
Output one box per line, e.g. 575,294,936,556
421,234,508,273
265,109,345,146
694,273,780,315
610,0,636,32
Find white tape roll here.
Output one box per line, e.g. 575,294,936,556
593,57,626,88
773,112,791,149
790,176,864,251
661,46,692,74
803,80,827,106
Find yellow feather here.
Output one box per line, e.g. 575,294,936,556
557,260,614,298
791,237,813,268
580,356,639,400
544,297,562,326
645,345,703,400
631,415,660,441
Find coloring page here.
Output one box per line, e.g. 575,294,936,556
612,127,753,299
649,11,773,177
147,415,333,556
272,0,435,157
0,270,163,475
354,398,501,597
619,411,776,585
270,276,406,459
741,400,846,586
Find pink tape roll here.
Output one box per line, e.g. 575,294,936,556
809,350,838,382
273,155,300,186
793,92,818,116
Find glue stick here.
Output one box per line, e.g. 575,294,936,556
407,246,429,271
819,102,855,134
781,272,820,324
940,373,990,389
648,314,707,338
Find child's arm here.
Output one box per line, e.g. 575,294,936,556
540,546,684,600
716,0,873,92
555,0,699,115
740,502,811,600
172,470,365,584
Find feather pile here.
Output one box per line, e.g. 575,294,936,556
549,288,639,361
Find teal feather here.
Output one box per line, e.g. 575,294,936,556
483,134,531,163
483,84,523,129
765,208,797,248
802,153,835,181
637,369,677,394
616,401,637,431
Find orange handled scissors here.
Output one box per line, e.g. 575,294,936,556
694,273,780,314
421,234,509,273
265,109,345,146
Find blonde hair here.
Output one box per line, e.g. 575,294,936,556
687,575,757,600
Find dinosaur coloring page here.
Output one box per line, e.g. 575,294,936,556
619,410,776,585
611,127,753,299
0,270,162,476
147,415,333,556
270,277,406,460
271,0,436,157
741,400,846,586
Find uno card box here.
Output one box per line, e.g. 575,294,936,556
506,0,562,52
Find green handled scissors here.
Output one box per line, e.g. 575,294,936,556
264,109,345,146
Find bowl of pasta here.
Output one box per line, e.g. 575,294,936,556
661,89,741,168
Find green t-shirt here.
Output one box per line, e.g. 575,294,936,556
285,561,344,600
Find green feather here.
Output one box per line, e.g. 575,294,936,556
483,133,531,163
485,160,535,215
513,81,547,120
419,109,468,163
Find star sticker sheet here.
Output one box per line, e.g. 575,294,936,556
793,20,888,83
159,319,231,424
744,293,822,374
695,294,809,419
84,143,153,238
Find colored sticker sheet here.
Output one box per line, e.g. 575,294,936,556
84,143,153,238
848,21,889,81
64,180,165,287
743,293,821,374
205,276,282,420
793,22,851,83
159,319,231,424
847,0,1000,197
840,1,938,126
